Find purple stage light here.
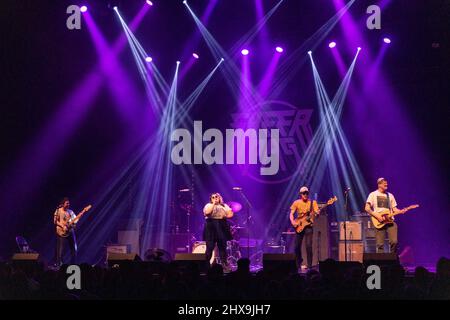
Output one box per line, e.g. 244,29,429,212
328,41,336,48
192,53,199,59
80,5,88,12
307,50,312,55
275,46,284,53
383,37,391,44
145,56,153,62
146,0,153,5
357,47,361,51
241,49,249,56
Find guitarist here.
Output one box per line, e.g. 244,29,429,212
289,186,319,270
365,178,405,254
54,197,78,266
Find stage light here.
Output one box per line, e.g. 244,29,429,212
357,47,361,51
183,0,187,4
383,37,391,44
176,60,181,64
275,46,284,53
192,53,199,59
241,49,249,56
145,56,153,62
308,50,312,55
328,41,336,48
80,5,87,12
113,6,118,11
146,0,153,5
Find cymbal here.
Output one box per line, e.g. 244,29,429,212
227,201,242,213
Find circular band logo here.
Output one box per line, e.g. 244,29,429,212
230,100,313,184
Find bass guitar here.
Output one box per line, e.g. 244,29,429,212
294,196,337,233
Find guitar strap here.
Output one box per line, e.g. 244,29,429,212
386,192,392,213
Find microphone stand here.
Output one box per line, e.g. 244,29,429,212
236,189,252,259
343,189,350,262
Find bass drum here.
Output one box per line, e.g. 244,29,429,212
192,241,216,265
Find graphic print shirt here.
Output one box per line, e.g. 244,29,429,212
366,190,397,214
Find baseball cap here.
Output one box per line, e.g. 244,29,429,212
299,186,309,193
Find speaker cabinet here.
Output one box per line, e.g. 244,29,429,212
11,253,41,273
363,253,399,266
12,253,40,261
339,221,362,240
107,253,141,267
263,253,296,274
174,253,209,273
339,242,364,262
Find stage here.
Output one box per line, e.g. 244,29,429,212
0,0,449,302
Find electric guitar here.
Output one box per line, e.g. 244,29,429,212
371,204,419,229
56,205,92,237
294,196,337,233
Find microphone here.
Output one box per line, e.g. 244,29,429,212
232,187,242,191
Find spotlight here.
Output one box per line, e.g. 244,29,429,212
183,0,187,4
241,49,249,56
192,53,199,59
220,58,224,61
357,47,361,51
113,6,118,11
328,41,336,48
383,37,391,44
176,60,181,64
80,5,87,12
146,0,153,5
275,46,284,53
145,56,153,62
307,50,312,55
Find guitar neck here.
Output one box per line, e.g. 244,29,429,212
71,210,86,224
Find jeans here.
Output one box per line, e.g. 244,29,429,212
55,233,77,266
375,222,398,254
295,226,313,268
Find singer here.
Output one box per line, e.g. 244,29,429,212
203,193,234,272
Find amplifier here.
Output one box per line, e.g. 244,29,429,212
339,241,364,262
106,245,129,254
339,221,362,240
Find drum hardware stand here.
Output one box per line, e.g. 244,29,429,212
235,188,252,259
186,168,194,253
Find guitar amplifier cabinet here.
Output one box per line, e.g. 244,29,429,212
339,221,362,240
107,245,129,254
339,241,364,262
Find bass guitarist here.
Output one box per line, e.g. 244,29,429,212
289,186,319,270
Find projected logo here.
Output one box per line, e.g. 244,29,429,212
230,100,313,184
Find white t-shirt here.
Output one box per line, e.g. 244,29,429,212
366,190,397,214
203,203,232,219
